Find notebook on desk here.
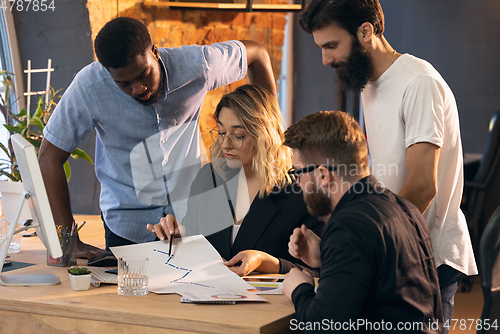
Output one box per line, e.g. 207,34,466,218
180,290,267,304
86,266,118,287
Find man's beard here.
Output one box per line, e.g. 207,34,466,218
136,62,166,106
303,181,333,217
331,37,373,93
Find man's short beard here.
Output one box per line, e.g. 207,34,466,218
136,61,166,106
331,37,373,93
304,182,333,217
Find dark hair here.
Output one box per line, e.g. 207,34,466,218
299,0,385,38
284,111,369,179
94,17,152,69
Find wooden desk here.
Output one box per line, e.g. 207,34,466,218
0,215,296,334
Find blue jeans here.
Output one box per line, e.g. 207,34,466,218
437,264,464,334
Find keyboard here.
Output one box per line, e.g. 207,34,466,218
86,266,118,287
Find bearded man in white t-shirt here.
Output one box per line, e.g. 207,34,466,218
298,0,477,328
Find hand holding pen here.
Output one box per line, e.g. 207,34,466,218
146,214,184,255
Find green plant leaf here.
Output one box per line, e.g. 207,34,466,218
24,137,41,148
4,124,23,135
13,166,21,181
70,148,94,165
29,116,45,132
4,75,15,90
63,161,71,182
34,96,44,118
0,142,10,157
0,170,21,182
1,82,91,185
15,108,27,118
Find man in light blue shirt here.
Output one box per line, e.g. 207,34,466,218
38,17,276,258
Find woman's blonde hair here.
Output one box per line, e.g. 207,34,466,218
210,84,292,197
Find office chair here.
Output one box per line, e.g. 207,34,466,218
477,206,500,334
462,110,500,255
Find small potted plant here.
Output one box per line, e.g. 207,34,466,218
68,266,92,291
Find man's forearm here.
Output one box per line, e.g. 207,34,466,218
402,142,440,214
241,40,277,95
39,141,74,228
399,181,436,214
247,58,276,96
44,169,74,228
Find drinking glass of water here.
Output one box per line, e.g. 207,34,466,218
118,256,148,296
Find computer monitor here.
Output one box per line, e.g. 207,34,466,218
0,134,62,286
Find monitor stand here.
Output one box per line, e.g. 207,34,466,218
0,190,60,286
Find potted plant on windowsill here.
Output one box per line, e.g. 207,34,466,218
0,70,94,222
68,266,92,291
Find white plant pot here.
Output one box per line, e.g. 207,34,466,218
69,274,92,291
0,181,32,224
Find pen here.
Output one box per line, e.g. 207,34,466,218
169,234,174,257
161,211,174,256
77,221,86,233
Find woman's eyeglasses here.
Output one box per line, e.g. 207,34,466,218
210,128,246,149
288,165,337,182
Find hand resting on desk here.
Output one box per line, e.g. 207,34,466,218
146,214,185,241
224,250,280,276
77,238,108,259
282,268,314,300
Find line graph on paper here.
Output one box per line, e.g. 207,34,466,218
110,235,257,294
154,249,214,288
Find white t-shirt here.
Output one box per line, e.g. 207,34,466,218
362,54,477,276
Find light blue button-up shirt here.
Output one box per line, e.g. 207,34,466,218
44,41,247,243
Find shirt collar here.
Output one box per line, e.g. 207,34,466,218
158,49,169,101
331,175,385,216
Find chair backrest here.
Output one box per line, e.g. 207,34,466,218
466,110,500,236
474,110,500,184
477,205,500,334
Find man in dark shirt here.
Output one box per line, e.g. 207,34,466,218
282,111,443,333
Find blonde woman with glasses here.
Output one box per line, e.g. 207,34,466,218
148,84,324,276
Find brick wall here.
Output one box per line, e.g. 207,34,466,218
86,0,286,154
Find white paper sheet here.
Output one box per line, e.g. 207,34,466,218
110,235,257,295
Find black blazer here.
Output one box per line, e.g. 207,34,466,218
182,163,324,271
